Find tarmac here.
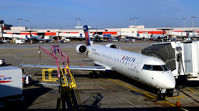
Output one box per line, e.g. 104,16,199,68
0,40,199,111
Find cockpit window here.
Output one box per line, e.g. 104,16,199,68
142,65,152,70
142,64,169,71
153,65,163,71
162,65,169,71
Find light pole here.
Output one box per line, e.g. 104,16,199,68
132,17,138,26
17,18,23,26
24,19,29,28
191,16,196,27
129,18,134,26
74,18,81,26
182,18,186,28
133,17,138,26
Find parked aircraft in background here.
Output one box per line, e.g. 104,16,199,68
0,58,5,65
24,30,44,42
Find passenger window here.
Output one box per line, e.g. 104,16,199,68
142,65,152,70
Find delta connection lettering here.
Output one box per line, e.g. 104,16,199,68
122,56,136,62
0,75,12,81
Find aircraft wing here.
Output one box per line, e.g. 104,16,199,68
20,64,107,71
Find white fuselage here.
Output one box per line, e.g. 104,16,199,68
87,44,175,90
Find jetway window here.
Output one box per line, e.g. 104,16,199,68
183,44,193,73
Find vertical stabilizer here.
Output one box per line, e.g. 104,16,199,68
0,20,4,38
83,25,91,46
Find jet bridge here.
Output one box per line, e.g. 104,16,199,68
141,41,199,81
141,43,176,71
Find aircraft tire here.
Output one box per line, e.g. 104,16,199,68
166,89,174,97
157,90,165,100
89,72,98,78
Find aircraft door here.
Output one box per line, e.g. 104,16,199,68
129,62,140,79
128,62,134,70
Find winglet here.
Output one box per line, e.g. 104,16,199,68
83,25,91,46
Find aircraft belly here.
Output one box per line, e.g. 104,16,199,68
115,66,155,88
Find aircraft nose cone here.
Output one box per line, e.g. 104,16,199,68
165,78,176,89
156,72,176,89
163,72,176,89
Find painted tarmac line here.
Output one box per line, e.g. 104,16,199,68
161,100,175,107
186,88,199,93
186,88,194,92
107,78,179,107
166,95,184,99
108,79,156,99
95,84,144,111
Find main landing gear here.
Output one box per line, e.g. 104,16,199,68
89,71,98,78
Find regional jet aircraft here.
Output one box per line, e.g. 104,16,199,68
21,25,176,99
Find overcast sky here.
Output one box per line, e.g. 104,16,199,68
0,0,198,28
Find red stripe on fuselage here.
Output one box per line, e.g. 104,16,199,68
0,81,12,83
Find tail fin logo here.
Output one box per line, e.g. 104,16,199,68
83,25,89,32
83,25,91,46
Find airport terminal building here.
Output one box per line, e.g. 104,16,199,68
1,20,199,41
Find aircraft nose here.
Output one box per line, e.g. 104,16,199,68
165,77,176,89
157,72,176,89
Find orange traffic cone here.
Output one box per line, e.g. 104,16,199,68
176,100,181,107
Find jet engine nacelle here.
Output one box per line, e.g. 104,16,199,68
105,43,117,48
76,44,87,54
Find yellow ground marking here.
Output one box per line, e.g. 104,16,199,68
108,79,156,98
161,100,176,107
186,88,194,92
166,95,184,99
108,78,178,107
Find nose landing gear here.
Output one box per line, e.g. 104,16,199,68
157,89,175,100
157,89,166,100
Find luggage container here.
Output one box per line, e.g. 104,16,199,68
0,66,22,101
